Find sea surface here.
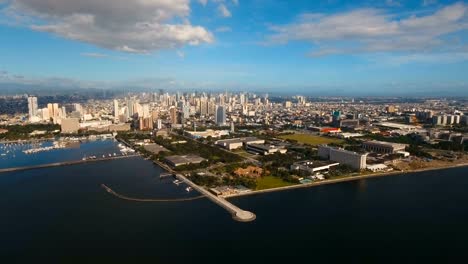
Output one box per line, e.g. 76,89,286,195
1,141,468,262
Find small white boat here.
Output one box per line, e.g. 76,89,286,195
185,187,192,192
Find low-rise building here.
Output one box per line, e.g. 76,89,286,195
246,143,287,155
165,155,206,167
143,144,168,154
61,118,80,133
215,137,265,150
290,160,340,174
186,129,230,139
318,145,367,170
362,140,408,154
234,166,264,178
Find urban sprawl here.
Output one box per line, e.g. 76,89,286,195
1,92,468,197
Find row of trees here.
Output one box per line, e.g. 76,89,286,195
0,124,60,140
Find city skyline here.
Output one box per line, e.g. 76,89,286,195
1,0,468,96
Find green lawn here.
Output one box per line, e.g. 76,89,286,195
256,176,296,190
279,134,343,146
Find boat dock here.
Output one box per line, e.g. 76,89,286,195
0,154,139,174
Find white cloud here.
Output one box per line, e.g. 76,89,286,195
218,4,231,17
2,0,214,53
198,0,208,6
268,2,468,56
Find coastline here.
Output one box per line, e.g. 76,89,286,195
223,162,468,199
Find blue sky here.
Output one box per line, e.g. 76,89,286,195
0,0,468,95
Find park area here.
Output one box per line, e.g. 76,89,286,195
278,133,344,146
256,176,296,190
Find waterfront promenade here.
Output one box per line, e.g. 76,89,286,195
0,154,139,174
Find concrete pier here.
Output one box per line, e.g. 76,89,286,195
0,154,139,174
176,174,256,222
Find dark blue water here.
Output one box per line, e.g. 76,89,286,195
0,140,121,168
1,153,468,262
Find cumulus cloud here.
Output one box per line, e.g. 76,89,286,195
268,2,468,56
3,0,214,53
218,4,231,17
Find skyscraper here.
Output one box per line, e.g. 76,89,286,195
169,107,178,125
113,99,119,121
216,105,226,126
27,96,38,121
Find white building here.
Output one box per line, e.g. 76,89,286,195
215,137,265,150
318,145,367,170
27,96,38,122
113,99,119,121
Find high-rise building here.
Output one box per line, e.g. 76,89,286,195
27,96,38,121
156,119,163,130
53,103,60,118
47,103,54,118
41,108,50,121
113,100,119,121
61,106,67,118
169,107,178,125
182,105,190,119
127,99,135,119
216,105,226,126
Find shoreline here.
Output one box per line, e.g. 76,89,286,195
223,162,468,199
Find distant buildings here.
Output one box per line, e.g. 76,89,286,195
432,115,461,126
318,145,367,170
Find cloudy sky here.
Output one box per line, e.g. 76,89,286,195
0,0,467,95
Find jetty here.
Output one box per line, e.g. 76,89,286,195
175,174,256,222
151,159,255,222
0,154,139,174
101,184,205,202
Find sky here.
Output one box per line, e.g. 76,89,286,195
0,0,468,96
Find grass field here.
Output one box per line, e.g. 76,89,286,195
256,176,296,190
279,133,344,146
